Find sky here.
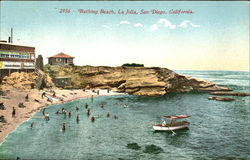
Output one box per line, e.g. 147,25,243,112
0,1,249,71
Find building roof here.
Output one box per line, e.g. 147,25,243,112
49,52,74,58
0,42,35,48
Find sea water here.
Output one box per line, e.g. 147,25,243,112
0,70,249,159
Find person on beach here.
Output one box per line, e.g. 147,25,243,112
76,114,79,123
107,89,110,93
52,91,56,97
42,108,46,116
68,111,71,118
47,97,53,103
34,99,40,103
25,94,29,101
42,92,46,99
12,107,16,117
97,90,99,95
62,123,66,132
107,112,110,118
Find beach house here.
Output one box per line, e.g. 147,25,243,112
48,52,74,66
0,42,36,81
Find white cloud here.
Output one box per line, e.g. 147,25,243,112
134,23,143,27
150,19,176,31
150,24,158,31
158,19,176,29
178,20,200,28
119,20,130,25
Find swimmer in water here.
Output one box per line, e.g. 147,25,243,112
62,123,66,132
100,104,104,109
45,113,50,121
42,108,46,116
91,116,95,122
76,114,80,123
64,111,67,119
85,103,88,109
87,109,91,116
30,122,34,129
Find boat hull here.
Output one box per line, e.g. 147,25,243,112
153,123,189,131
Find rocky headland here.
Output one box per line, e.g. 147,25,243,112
43,66,232,96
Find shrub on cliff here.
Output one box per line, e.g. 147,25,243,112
122,63,144,67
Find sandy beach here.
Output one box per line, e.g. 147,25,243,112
0,85,124,143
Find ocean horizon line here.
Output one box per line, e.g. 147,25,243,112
173,69,250,72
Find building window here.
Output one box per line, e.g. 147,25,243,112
0,51,31,59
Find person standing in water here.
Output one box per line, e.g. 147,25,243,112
91,116,95,122
62,123,66,132
100,104,104,109
42,108,46,116
64,111,67,119
76,114,80,123
87,108,91,116
30,122,34,129
107,112,110,118
68,111,71,118
45,113,50,121
85,103,88,109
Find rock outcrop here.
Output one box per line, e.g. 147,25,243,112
43,66,232,96
210,91,250,96
208,96,235,102
2,70,54,90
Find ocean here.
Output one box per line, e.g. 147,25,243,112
0,70,249,160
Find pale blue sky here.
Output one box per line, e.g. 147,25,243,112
0,1,249,70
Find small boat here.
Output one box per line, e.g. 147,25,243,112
153,115,191,131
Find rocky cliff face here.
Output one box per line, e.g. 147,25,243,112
44,66,231,96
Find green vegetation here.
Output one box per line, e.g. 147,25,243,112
122,63,144,67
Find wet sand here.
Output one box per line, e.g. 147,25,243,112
0,85,124,143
